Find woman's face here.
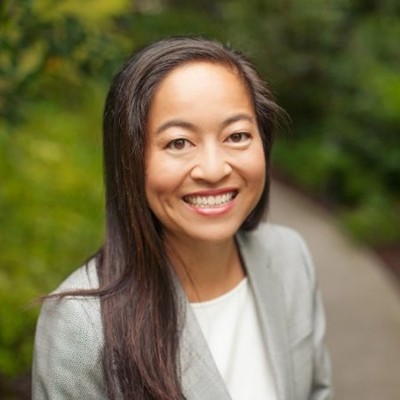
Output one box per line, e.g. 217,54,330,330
145,62,266,245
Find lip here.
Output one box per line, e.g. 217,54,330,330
182,188,238,216
183,188,238,197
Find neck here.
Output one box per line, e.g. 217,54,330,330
165,234,245,302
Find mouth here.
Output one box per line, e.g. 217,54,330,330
183,190,238,208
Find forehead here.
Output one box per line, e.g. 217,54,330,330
155,61,247,94
147,62,254,122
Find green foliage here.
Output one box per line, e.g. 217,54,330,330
0,0,130,125
340,194,400,245
0,83,104,377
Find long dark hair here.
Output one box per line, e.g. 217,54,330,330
96,37,280,399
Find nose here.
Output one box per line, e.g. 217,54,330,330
190,145,232,183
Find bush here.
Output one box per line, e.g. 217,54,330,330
0,84,104,378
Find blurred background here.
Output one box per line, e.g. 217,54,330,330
1,0,399,398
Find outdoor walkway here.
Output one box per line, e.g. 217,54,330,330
269,180,400,400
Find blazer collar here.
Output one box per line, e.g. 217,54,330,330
178,297,231,400
237,228,294,400
178,226,294,400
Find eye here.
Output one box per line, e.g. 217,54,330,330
166,138,193,151
226,132,251,143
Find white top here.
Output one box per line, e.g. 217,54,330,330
191,278,278,400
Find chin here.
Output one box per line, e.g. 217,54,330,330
182,223,242,244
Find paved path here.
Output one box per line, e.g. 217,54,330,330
269,180,400,400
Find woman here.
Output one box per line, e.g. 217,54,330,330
33,37,332,400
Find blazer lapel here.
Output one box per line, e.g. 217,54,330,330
176,225,295,400
237,229,295,400
177,288,231,400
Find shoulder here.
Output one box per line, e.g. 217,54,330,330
33,259,105,398
239,222,304,244
37,258,102,341
237,222,316,290
53,257,100,293
39,258,101,330
238,223,312,268
36,258,102,346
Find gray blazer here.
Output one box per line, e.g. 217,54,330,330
32,224,333,399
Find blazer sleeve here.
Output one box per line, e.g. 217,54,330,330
32,294,107,399
298,237,333,400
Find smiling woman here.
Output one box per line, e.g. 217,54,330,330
32,37,333,400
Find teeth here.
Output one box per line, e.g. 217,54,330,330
184,192,236,208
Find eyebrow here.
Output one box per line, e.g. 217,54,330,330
155,113,255,135
155,120,197,135
221,113,255,128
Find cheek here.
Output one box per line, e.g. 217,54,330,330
144,155,182,208
250,161,267,197
145,170,167,206
245,143,267,188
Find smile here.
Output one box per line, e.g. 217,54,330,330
183,191,238,208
